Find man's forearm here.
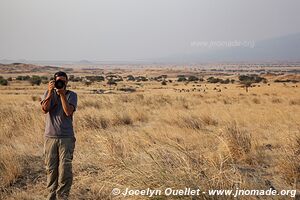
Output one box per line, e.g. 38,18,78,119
60,93,73,116
41,90,53,112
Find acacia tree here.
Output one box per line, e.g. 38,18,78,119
239,75,266,92
107,78,117,89
241,80,253,92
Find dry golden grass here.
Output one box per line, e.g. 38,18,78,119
0,74,299,200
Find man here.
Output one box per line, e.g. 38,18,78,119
40,71,78,200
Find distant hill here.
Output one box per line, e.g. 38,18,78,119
158,33,300,63
76,60,94,65
0,63,72,74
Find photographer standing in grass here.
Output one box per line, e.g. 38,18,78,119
40,71,77,200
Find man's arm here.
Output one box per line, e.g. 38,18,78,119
41,81,55,114
60,92,75,117
41,90,53,113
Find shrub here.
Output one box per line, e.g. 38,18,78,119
223,122,252,163
118,87,136,92
177,77,187,82
238,74,266,83
42,79,48,84
29,75,42,86
252,98,260,104
85,76,105,82
84,80,92,86
271,98,282,104
107,79,117,87
161,80,167,85
0,78,8,86
69,75,75,81
126,75,135,81
188,76,199,82
220,78,230,84
73,77,82,82
40,76,48,80
113,113,133,126
274,79,299,83
207,77,222,83
135,76,147,82
278,135,300,186
16,75,30,81
154,75,167,81
69,75,82,82
289,99,300,105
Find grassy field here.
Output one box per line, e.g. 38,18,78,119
0,67,300,199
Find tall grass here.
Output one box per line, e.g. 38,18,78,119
0,82,299,199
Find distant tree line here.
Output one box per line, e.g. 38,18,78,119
0,73,271,90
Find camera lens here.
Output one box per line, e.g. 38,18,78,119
55,80,65,89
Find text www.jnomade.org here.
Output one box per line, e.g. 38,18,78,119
111,187,296,198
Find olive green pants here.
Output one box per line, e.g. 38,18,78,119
44,137,76,200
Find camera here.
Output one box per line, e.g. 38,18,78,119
55,80,65,89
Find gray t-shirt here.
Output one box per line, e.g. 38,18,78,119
40,90,77,138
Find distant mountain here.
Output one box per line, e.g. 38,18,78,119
0,63,72,73
0,59,94,66
75,60,94,64
0,59,28,65
158,33,300,63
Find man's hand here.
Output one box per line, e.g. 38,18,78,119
56,88,66,96
48,80,55,92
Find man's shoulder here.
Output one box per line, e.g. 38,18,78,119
66,90,77,100
67,90,77,95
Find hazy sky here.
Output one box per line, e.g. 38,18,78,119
0,0,299,61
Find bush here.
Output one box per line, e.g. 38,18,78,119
177,77,187,82
223,122,252,163
238,74,266,83
0,78,8,86
40,76,48,80
85,76,105,82
73,77,82,82
207,77,222,83
274,79,299,83
107,79,117,86
126,75,135,81
135,76,147,82
220,79,230,84
29,75,42,86
84,80,92,86
188,76,199,82
42,80,48,84
154,75,168,81
16,75,30,81
69,75,83,82
118,87,136,92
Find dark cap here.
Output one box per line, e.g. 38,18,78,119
54,71,68,80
